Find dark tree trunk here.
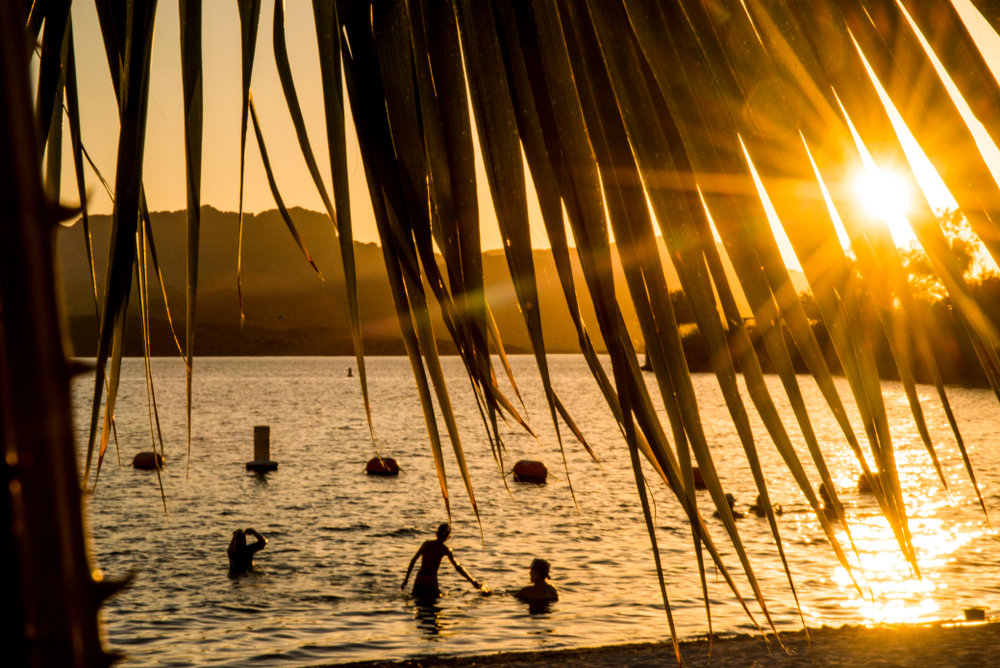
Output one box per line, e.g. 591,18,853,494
0,3,119,666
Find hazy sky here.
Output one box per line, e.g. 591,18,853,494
61,0,1000,257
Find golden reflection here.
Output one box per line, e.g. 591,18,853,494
827,494,979,625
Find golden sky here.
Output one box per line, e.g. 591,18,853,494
61,0,1000,256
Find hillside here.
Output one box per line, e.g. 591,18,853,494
57,206,810,356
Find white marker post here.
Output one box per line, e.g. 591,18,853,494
246,425,279,472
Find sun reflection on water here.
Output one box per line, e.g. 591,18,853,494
828,492,982,625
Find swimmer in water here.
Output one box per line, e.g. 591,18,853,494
228,528,267,574
713,493,745,520
819,482,839,520
515,558,559,602
749,494,783,517
401,523,489,599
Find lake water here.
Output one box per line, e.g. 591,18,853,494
74,356,1000,667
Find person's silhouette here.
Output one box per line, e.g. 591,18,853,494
713,493,745,519
401,524,489,598
515,558,559,602
228,528,267,574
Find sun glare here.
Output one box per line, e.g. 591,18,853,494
853,169,911,223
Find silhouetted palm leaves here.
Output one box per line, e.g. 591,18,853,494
7,1,1000,666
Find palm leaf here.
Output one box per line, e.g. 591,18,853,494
496,0,625,451
236,0,263,324
139,194,185,360
711,0,922,570
312,0,379,451
342,5,481,520
344,29,452,511
416,0,503,464
1,2,123,663
93,0,125,102
458,0,577,504
623,0,862,602
584,0,794,634
179,0,202,476
63,19,99,318
849,0,1000,260
486,303,528,416
248,95,323,279
33,1,69,160
272,0,340,236
136,215,168,512
85,0,159,487
369,1,510,478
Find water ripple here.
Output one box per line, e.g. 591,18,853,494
75,356,1000,667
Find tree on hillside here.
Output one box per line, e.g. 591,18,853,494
5,1,1000,666
901,209,996,302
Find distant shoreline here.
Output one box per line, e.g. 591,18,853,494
72,352,993,389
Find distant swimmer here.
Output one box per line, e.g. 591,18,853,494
228,527,267,574
515,558,559,603
819,483,839,520
713,493,745,520
401,523,489,599
749,494,783,517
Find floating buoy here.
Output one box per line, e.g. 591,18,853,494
366,457,399,476
965,607,987,621
246,425,279,472
512,460,547,483
692,467,707,490
133,452,164,470
858,472,877,493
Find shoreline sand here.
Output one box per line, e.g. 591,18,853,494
326,620,1000,667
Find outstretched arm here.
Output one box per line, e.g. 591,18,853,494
401,544,424,590
447,550,486,591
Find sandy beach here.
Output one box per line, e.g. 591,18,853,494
329,620,1000,668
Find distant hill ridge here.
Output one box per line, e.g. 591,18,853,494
57,206,809,356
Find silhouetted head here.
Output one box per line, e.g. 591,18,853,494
530,558,551,580
436,523,451,541
232,529,246,549
725,493,736,509
819,483,833,505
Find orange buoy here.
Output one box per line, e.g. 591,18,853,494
858,472,877,493
692,466,707,490
512,460,547,483
133,452,164,470
366,457,399,476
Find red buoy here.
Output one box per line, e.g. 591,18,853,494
366,457,399,476
512,460,547,483
692,467,707,490
858,472,880,493
133,452,164,470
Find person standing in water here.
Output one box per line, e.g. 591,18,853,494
228,527,267,574
401,523,489,598
515,558,559,602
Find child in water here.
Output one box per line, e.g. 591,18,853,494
401,523,489,598
516,558,559,602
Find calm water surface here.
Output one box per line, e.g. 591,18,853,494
74,356,1000,667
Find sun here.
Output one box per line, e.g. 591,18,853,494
853,169,911,222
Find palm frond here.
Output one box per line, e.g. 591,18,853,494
12,1,1000,663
